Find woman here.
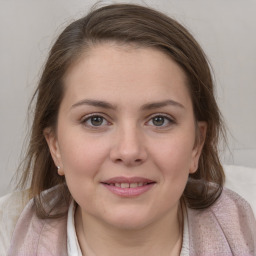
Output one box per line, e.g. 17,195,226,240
0,3,255,256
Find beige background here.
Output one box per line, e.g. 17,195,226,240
1,0,256,196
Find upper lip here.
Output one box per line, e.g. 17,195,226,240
102,176,155,184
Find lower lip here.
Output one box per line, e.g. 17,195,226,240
102,183,155,197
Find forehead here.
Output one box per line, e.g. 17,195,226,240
62,43,192,110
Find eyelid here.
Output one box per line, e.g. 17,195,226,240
147,113,175,121
79,112,176,128
145,113,176,127
80,112,112,127
81,112,110,122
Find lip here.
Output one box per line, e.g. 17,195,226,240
102,176,155,184
101,176,156,197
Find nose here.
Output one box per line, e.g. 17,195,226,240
110,124,148,166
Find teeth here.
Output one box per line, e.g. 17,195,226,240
109,182,148,188
121,183,129,188
130,183,137,188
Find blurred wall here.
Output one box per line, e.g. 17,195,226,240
0,0,255,196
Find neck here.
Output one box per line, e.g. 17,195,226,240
75,204,183,256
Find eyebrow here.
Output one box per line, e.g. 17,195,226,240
71,99,117,110
70,99,184,110
141,100,185,110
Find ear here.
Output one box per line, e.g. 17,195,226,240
44,127,64,175
190,121,207,174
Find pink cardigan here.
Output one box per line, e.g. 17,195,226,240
7,188,256,256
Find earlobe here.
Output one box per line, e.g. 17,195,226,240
190,121,207,174
44,128,64,175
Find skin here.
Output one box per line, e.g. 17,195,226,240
45,43,206,256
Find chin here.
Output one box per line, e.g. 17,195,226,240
103,209,155,231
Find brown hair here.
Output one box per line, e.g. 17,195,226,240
17,3,225,218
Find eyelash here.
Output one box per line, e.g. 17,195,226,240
146,114,175,128
80,113,111,128
80,113,175,129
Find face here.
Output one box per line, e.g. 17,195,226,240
45,43,206,230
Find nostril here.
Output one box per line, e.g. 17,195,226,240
114,158,143,165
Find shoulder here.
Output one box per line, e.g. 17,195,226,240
188,187,255,223
208,187,256,234
209,187,256,227
0,190,30,255
8,187,69,255
187,188,256,254
212,187,254,213
210,188,256,249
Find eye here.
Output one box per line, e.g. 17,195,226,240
147,115,174,127
82,114,109,127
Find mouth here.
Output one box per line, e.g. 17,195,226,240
102,182,155,188
101,177,156,197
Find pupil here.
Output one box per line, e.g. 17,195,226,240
91,116,103,126
153,116,164,126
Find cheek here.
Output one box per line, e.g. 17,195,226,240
150,134,195,195
57,130,110,178
153,135,195,172
57,133,111,205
